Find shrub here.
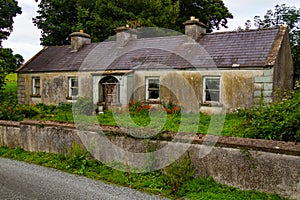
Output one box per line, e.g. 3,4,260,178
234,91,300,142
164,152,194,194
72,97,95,116
0,103,40,121
163,101,181,115
128,100,181,115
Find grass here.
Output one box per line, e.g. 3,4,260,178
0,146,286,200
5,73,17,82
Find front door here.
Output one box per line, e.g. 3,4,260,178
99,76,119,108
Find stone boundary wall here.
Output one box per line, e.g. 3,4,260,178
0,120,299,199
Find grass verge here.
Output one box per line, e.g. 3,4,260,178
0,146,286,200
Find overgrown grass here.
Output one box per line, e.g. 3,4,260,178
0,75,17,103
0,146,286,200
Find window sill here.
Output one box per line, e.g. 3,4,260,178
201,102,223,107
146,99,160,104
66,96,78,100
31,95,41,98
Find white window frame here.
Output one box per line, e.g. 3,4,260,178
68,77,79,97
145,77,160,101
32,77,41,96
203,76,221,104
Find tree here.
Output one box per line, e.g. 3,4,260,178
0,48,24,90
33,0,233,46
0,0,22,46
0,0,23,90
247,4,300,79
176,0,233,32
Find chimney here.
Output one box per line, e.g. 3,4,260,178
70,30,91,52
183,16,207,41
115,25,137,47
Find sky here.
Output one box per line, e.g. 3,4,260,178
2,0,300,62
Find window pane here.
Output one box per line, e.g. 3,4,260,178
206,79,220,90
71,88,78,96
71,79,78,87
35,79,40,87
149,90,159,99
148,79,159,89
32,78,40,95
206,91,219,102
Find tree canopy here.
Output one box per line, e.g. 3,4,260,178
0,48,23,90
244,4,300,79
0,0,22,46
33,0,233,46
0,0,23,90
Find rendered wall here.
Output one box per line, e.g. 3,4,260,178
133,70,263,113
0,120,299,199
18,72,93,105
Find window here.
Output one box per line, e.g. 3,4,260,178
68,77,78,97
32,77,40,96
146,77,160,100
203,77,220,103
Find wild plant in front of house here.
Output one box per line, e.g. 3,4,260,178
72,96,95,116
164,152,194,194
233,89,300,142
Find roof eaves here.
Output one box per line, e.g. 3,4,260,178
265,25,288,66
16,46,48,72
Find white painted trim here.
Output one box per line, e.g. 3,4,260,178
145,76,160,101
202,76,221,104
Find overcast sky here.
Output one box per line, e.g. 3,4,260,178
2,0,300,61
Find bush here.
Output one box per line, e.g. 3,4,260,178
164,152,194,194
234,91,300,142
73,97,95,116
0,103,40,121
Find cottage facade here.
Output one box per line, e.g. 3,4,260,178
17,18,294,113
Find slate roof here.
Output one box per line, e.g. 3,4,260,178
18,26,286,73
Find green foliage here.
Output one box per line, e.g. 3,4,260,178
0,103,39,121
162,100,181,115
65,144,91,175
0,146,286,199
0,79,17,103
176,177,285,200
33,0,233,46
0,0,22,44
72,96,95,115
0,48,23,90
177,0,233,32
233,90,300,142
164,152,194,193
0,1,23,90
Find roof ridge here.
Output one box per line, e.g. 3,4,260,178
208,26,280,35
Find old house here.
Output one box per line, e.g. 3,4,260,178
17,17,294,113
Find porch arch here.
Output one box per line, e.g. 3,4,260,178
98,76,120,108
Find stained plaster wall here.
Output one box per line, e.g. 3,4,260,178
133,69,264,113
18,72,93,105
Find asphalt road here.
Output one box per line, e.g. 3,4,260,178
0,157,168,200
